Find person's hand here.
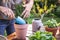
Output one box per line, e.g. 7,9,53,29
21,3,33,18
0,6,15,19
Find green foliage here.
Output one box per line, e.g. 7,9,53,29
29,31,56,40
15,4,25,17
31,0,56,18
57,23,60,26
44,19,59,28
45,6,60,17
53,6,60,17
47,0,57,6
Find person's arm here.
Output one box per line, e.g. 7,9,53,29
29,0,34,4
21,0,34,18
0,6,15,20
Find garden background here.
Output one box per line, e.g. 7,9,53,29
26,0,60,24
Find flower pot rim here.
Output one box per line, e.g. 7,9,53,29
45,26,58,28
45,27,58,30
15,24,28,25
14,24,28,29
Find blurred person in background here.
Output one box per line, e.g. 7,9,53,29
0,0,33,36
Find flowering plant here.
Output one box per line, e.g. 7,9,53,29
32,0,56,20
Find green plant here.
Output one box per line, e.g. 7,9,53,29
44,19,59,28
57,23,60,26
29,31,56,40
31,0,56,20
14,4,30,24
15,4,25,17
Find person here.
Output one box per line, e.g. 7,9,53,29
3,0,34,18
0,6,15,36
0,0,33,36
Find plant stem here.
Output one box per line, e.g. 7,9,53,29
41,13,45,21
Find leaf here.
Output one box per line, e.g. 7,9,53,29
15,4,25,17
29,31,55,40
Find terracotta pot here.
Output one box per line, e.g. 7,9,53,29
45,27,57,36
14,24,28,39
0,35,8,40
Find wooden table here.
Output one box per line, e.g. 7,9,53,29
7,24,32,40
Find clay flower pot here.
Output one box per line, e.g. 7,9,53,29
45,27,57,36
14,24,28,39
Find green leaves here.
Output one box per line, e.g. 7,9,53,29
29,31,56,40
44,19,58,28
15,4,25,17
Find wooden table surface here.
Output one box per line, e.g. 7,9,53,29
7,24,32,40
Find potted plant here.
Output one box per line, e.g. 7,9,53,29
29,31,56,40
44,19,59,36
14,3,28,40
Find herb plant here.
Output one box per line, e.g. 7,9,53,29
44,19,58,28
29,31,56,40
